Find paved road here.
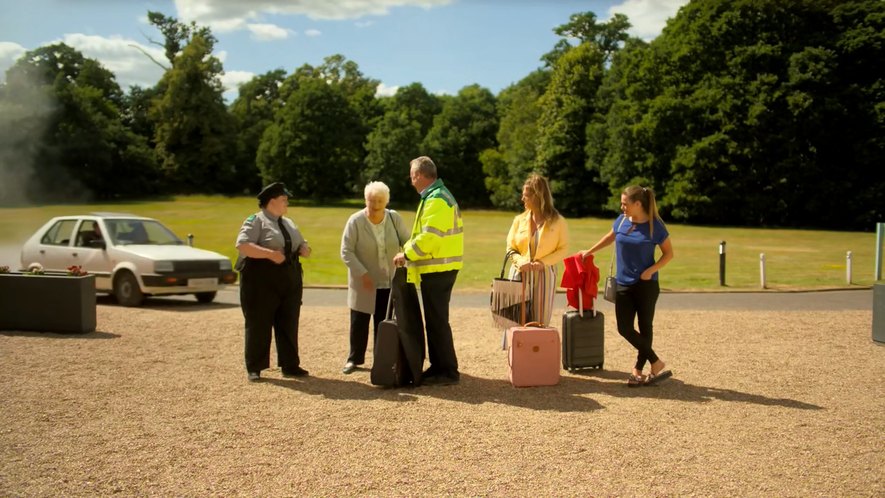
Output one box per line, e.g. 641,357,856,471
6,243,874,311
199,286,873,311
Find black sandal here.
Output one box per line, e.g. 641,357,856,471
644,370,673,385
627,374,645,388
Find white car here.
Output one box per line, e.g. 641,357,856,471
20,213,237,306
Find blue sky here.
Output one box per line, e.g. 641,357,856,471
0,0,687,100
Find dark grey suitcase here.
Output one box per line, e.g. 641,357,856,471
371,317,409,387
371,268,423,387
561,294,604,371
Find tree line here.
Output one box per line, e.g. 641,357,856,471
0,0,882,229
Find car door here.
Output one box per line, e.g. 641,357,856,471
32,219,79,271
72,220,113,290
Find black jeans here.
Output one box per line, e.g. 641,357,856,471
240,258,303,373
419,270,459,379
614,279,660,371
347,288,391,364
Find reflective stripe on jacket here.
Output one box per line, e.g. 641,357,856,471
404,179,464,283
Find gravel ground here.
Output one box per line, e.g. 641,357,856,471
1,301,883,497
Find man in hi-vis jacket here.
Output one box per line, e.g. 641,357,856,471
393,156,464,386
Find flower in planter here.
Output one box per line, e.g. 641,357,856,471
66,265,88,276
0,265,8,274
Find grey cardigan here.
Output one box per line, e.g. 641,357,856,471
340,209,411,314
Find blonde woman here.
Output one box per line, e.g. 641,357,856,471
505,173,569,326
581,186,674,387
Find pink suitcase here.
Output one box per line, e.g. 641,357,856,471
506,322,561,387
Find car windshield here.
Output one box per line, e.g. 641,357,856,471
105,219,184,246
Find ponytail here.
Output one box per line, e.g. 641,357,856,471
623,185,663,237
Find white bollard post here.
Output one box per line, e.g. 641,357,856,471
847,251,853,285
760,253,767,289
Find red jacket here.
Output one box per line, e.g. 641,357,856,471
560,253,599,310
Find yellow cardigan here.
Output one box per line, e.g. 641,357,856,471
506,211,570,268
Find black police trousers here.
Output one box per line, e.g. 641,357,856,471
240,258,303,373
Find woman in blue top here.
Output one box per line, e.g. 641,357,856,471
582,186,674,387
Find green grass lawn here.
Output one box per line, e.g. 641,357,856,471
1,195,879,291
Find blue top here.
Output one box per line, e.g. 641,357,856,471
613,214,669,286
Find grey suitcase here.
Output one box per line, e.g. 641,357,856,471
371,317,409,387
371,268,423,387
561,294,604,371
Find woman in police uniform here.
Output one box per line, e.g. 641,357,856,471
236,182,311,382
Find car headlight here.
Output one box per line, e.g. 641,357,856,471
154,261,174,273
219,259,232,271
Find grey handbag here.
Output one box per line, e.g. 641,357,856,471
603,217,627,303
603,275,617,303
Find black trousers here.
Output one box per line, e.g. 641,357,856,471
347,288,391,364
240,258,303,373
614,279,661,371
419,270,459,378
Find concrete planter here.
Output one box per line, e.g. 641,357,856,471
874,283,885,344
0,272,97,333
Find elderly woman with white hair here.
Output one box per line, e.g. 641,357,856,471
340,181,411,374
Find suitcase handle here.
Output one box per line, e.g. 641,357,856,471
385,276,394,321
385,267,406,321
576,290,597,318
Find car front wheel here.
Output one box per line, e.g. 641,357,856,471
114,271,144,307
195,291,217,303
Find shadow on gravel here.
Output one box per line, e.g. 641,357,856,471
262,375,421,403
97,295,239,312
260,373,603,412
252,369,821,412
410,374,605,412
569,369,823,410
0,330,120,339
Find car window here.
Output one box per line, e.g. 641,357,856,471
106,219,183,246
75,220,103,248
142,221,183,245
40,219,78,246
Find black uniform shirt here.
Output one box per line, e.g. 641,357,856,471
235,209,306,271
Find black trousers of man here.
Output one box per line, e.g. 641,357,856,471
419,270,459,379
240,258,303,374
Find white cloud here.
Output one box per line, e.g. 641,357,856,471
247,23,291,41
0,36,164,90
609,0,688,41
304,29,322,37
174,0,452,30
210,18,248,33
0,42,27,82
221,69,255,91
60,34,166,89
221,70,256,102
376,82,398,97
355,20,375,28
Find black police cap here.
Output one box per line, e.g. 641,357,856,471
257,182,293,204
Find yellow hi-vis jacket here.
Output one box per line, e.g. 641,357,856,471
403,179,464,283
